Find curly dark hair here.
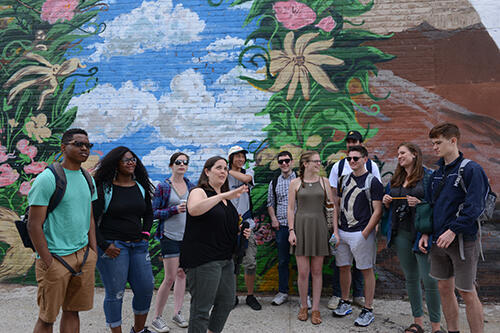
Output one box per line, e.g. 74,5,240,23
93,146,154,196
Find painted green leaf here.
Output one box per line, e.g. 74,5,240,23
244,0,275,26
330,46,395,63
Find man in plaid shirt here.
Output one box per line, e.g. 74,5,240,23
267,151,296,306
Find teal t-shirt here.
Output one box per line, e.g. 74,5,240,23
28,167,97,256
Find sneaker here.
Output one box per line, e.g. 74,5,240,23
332,299,352,317
307,295,312,309
246,294,262,311
271,292,288,306
151,316,170,333
327,295,340,310
131,327,153,333
354,307,375,327
172,312,188,328
353,296,365,308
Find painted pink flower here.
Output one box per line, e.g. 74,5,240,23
273,0,316,30
315,16,336,32
0,164,19,187
254,223,274,245
41,0,79,24
24,161,48,175
0,145,15,164
19,181,33,196
16,139,37,160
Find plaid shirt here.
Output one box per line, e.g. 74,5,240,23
267,172,296,226
153,177,196,239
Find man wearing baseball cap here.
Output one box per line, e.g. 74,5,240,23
327,130,381,310
227,146,262,311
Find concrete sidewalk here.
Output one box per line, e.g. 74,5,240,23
1,284,499,332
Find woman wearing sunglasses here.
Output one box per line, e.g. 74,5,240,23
288,151,334,325
382,143,441,333
151,152,195,333
93,146,155,333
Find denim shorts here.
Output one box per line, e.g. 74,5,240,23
160,236,182,258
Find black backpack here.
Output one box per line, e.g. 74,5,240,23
15,162,95,251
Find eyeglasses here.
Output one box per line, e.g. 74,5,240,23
174,160,189,166
308,160,321,164
121,157,137,164
346,156,362,162
278,158,291,165
67,141,93,149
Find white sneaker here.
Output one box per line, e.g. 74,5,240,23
151,316,170,333
353,296,365,308
172,312,188,328
327,295,340,310
271,292,288,306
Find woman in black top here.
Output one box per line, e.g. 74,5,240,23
93,146,155,333
382,143,441,333
180,156,249,333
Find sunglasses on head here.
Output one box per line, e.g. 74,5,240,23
67,141,93,149
346,156,362,162
121,157,137,164
174,160,189,166
278,158,291,165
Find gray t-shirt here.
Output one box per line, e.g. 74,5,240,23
163,187,188,241
228,169,255,229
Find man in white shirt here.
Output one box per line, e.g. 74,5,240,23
327,130,381,310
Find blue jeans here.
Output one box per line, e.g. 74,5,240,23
96,240,154,328
331,258,364,298
276,226,290,294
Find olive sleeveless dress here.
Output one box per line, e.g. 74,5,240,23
290,181,330,256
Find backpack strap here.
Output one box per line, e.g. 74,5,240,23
454,158,470,192
366,158,373,174
337,158,346,179
47,162,67,213
272,174,280,211
80,167,95,197
363,173,375,215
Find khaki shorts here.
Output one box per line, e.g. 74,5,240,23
35,246,97,323
429,238,479,292
242,232,257,275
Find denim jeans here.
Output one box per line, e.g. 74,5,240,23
186,260,235,333
276,226,290,294
331,258,364,298
96,240,154,328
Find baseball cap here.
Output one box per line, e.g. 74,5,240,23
228,145,248,159
345,130,363,142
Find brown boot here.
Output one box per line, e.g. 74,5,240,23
297,307,308,321
311,310,322,325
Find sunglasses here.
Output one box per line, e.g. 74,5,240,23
346,156,362,162
121,157,137,164
67,141,94,149
278,158,291,165
174,160,189,166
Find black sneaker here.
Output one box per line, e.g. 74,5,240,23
233,295,239,309
245,294,262,311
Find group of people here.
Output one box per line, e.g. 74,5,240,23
26,122,491,333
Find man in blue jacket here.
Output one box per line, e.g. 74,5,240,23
419,123,489,333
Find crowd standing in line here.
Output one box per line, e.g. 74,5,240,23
151,152,195,333
25,123,492,333
93,146,155,333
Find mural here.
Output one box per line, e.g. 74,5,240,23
1,0,499,298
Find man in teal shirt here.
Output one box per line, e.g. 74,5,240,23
28,128,98,333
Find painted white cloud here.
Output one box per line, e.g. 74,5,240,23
192,36,253,64
140,79,159,92
88,0,205,62
70,66,272,145
229,1,253,10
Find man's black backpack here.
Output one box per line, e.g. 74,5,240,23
15,162,95,251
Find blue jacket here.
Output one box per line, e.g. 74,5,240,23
382,167,432,253
429,153,489,241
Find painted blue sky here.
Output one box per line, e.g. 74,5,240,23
69,0,272,181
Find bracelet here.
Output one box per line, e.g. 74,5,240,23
289,228,294,232
141,231,150,237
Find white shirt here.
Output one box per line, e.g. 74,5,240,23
328,158,381,189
